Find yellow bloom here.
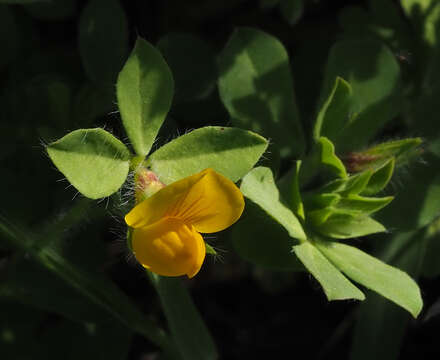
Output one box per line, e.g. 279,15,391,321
125,168,245,278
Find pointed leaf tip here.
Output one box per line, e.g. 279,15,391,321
117,37,174,156
316,241,423,317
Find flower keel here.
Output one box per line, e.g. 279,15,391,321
132,217,205,278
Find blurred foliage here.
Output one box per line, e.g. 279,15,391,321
2,1,440,360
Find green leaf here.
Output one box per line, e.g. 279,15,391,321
319,137,347,178
293,242,365,301
321,170,373,196
117,37,174,156
307,195,391,227
361,158,395,195
279,0,303,25
232,200,304,271
157,33,216,103
336,194,393,215
149,274,218,360
320,39,401,152
316,215,386,239
316,241,423,317
314,77,353,142
361,138,422,164
147,126,268,183
218,27,305,158
241,167,306,241
47,128,131,199
342,138,421,173
277,160,305,220
303,193,341,211
277,161,304,219
307,207,336,226
79,0,128,86
291,161,304,220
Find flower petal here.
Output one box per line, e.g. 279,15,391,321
125,168,244,233
125,169,209,229
132,217,205,278
170,169,245,233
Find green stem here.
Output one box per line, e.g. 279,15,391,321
148,272,218,360
0,213,175,351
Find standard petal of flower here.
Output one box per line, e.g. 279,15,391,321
170,169,245,233
125,169,209,229
132,217,206,278
125,169,244,233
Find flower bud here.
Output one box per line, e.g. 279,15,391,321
135,168,165,203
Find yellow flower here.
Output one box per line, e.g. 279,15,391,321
125,168,245,278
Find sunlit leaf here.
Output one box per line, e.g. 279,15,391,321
319,137,347,178
117,38,174,156
361,158,395,195
147,126,268,184
319,170,373,196
277,160,305,219
316,214,386,239
47,128,131,199
293,241,365,301
336,195,393,215
316,240,423,317
241,167,306,241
